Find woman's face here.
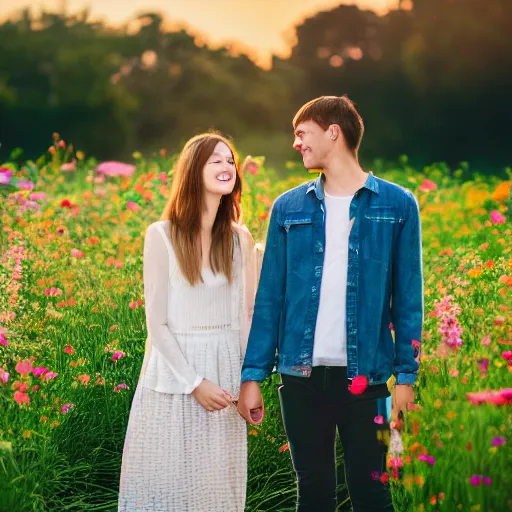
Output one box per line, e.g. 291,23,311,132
202,141,237,198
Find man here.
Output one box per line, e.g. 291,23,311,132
238,95,423,511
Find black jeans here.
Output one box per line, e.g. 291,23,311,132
278,366,394,512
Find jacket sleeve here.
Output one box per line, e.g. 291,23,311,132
241,200,286,382
391,191,424,386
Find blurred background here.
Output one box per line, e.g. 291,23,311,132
0,0,511,173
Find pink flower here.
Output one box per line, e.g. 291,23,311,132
70,248,85,259
15,360,33,375
113,383,129,392
247,162,259,176
0,167,13,185
492,436,506,447
387,456,403,468
481,335,491,346
466,389,512,406
374,415,385,424
44,287,63,296
61,403,74,413
502,351,512,362
112,351,126,362
0,368,9,384
417,455,436,465
478,358,490,375
15,180,35,191
469,475,492,486
32,367,49,378
469,475,481,486
129,300,143,309
490,210,506,225
418,179,437,192
349,375,368,395
60,160,77,172
96,161,136,178
29,192,47,201
0,331,8,347
126,201,141,212
44,372,58,381
500,389,512,402
13,391,30,405
19,199,40,212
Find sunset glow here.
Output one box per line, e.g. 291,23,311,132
1,0,400,67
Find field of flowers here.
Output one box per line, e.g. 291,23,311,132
0,135,511,512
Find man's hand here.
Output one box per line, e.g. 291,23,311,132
237,381,265,425
392,384,415,420
191,379,232,412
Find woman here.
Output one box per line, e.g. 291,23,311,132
118,133,258,512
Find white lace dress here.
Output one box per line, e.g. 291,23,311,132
118,220,247,512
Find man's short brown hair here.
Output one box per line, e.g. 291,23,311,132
293,95,364,154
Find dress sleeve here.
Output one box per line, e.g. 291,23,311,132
143,223,203,394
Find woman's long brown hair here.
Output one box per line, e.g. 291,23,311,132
161,133,242,285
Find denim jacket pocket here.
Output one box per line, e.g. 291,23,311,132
283,214,314,275
364,206,403,224
283,214,313,231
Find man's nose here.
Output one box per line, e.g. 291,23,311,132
293,137,302,150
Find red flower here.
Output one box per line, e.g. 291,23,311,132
279,443,290,453
60,199,72,208
349,375,368,395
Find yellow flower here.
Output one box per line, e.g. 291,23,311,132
76,150,85,160
0,441,13,453
465,188,490,208
132,151,142,160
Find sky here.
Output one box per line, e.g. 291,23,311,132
0,0,401,67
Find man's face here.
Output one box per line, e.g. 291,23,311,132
292,120,331,169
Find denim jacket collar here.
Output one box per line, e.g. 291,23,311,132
306,171,380,200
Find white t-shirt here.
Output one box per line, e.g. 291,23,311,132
312,191,353,367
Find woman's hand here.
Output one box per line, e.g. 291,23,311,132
191,379,233,411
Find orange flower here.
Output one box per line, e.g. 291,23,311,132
498,275,512,286
491,181,512,202
467,267,483,278
78,374,91,386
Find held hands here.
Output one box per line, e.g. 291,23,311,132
237,381,265,425
191,379,235,412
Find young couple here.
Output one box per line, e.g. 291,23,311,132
118,95,424,512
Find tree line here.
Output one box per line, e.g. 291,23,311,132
0,0,511,173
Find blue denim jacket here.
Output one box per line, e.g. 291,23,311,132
241,172,423,387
